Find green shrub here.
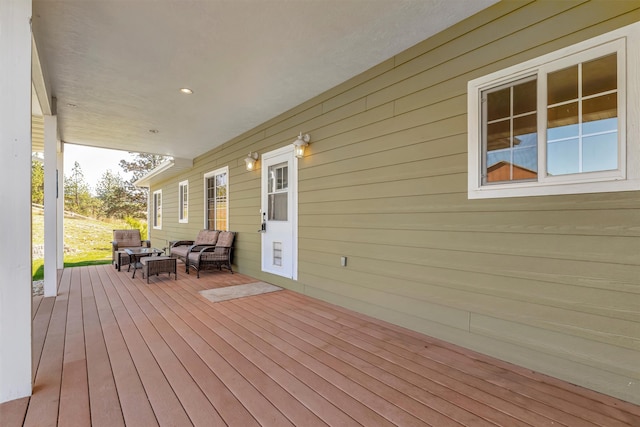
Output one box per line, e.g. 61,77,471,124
125,216,148,239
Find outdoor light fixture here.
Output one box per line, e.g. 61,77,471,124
244,152,259,171
293,132,311,158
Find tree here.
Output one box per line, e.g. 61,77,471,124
32,159,45,205
119,153,168,216
119,153,167,182
64,161,93,215
95,170,135,219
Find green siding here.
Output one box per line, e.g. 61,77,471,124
148,1,640,404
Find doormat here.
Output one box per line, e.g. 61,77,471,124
199,282,282,303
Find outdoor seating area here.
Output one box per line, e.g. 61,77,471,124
170,229,235,277
186,231,236,277
111,229,236,282
1,264,639,426
169,229,220,268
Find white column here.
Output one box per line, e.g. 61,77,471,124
57,143,64,269
0,0,33,403
44,115,58,296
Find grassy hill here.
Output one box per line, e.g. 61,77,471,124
32,208,129,280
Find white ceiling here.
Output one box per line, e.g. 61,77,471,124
32,0,497,160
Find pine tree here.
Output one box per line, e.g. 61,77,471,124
119,153,168,217
95,170,135,219
64,161,93,215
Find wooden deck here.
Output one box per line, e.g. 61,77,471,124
1,264,639,426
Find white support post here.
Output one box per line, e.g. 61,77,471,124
57,143,64,269
0,0,33,403
44,115,58,296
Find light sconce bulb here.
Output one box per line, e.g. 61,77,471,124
244,152,259,171
293,132,311,159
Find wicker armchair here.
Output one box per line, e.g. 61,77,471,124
169,230,220,272
186,231,235,277
112,229,150,271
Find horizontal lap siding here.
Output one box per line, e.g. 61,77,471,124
149,0,640,404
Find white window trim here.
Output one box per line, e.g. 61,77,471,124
203,166,229,230
178,180,188,224
152,189,162,230
468,21,640,199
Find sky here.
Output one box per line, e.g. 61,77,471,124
63,144,134,194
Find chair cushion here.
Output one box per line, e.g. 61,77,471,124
170,245,190,259
215,231,235,247
194,230,219,245
113,229,142,247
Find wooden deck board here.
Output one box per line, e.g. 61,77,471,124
237,292,474,426
232,296,518,425
95,266,194,426
87,266,158,427
2,263,639,427
104,266,228,426
81,267,125,427
31,296,55,379
161,275,386,426
269,292,576,426
211,299,399,426
0,397,29,427
144,272,310,426
58,267,91,427
23,268,72,427
278,292,609,426
32,296,43,318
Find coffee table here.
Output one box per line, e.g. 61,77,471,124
125,247,164,278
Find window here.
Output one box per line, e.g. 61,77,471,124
178,180,188,223
204,167,228,231
468,22,640,199
152,190,162,229
267,162,288,221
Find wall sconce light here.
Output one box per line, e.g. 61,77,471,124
293,132,311,159
244,152,259,171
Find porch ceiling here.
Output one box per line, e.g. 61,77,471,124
31,0,497,160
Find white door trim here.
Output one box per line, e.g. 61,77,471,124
261,145,298,280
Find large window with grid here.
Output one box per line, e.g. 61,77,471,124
468,23,640,199
204,167,228,231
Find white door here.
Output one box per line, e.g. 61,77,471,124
261,146,297,279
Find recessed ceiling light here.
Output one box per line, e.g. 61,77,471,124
179,88,193,95
149,129,159,134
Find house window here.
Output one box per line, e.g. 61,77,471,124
204,166,228,231
152,190,162,229
468,23,640,199
178,180,188,223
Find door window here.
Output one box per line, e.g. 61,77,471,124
267,162,288,221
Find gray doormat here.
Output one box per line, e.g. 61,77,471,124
199,282,282,303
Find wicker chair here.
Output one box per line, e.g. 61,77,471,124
169,230,220,272
186,231,235,277
112,229,150,271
